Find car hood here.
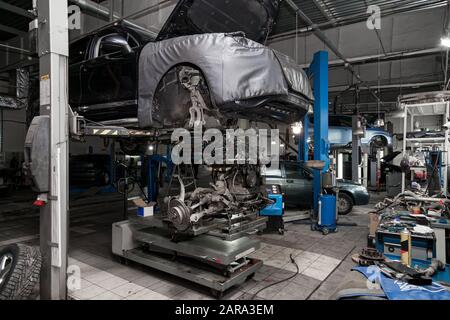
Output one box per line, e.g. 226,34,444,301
156,0,280,43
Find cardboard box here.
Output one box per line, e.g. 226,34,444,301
133,199,157,218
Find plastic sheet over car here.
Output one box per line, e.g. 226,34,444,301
138,33,313,128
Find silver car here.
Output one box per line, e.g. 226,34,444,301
308,115,393,149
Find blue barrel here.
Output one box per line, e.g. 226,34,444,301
319,195,337,228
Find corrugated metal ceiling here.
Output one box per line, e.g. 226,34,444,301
0,0,447,41
272,0,448,37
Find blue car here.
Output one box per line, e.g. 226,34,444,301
309,115,393,149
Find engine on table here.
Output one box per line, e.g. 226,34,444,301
166,165,269,232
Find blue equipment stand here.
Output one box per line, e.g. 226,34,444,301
147,153,174,202
260,185,285,235
308,51,337,235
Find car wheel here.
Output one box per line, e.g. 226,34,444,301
0,244,41,300
338,193,353,215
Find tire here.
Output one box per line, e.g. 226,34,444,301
338,193,354,215
0,244,42,300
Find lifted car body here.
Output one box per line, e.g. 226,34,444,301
308,115,393,149
69,0,313,129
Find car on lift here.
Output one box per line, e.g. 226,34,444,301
69,0,313,144
262,161,370,215
308,115,393,149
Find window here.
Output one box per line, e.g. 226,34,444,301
285,163,302,179
285,163,311,179
263,165,282,178
69,37,90,65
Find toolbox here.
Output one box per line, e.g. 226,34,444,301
376,230,436,261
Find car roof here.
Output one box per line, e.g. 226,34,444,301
70,20,154,45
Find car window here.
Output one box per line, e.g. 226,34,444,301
69,37,91,65
285,162,313,179
285,163,306,179
262,165,282,178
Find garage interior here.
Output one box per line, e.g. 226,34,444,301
0,0,450,301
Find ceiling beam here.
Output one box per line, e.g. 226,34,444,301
329,81,442,93
271,0,447,40
297,47,443,68
284,0,384,105
0,2,34,19
0,24,28,38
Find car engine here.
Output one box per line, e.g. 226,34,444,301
166,165,269,232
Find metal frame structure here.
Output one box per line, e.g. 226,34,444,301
36,0,69,300
400,98,450,196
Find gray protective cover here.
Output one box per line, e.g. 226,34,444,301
138,33,313,128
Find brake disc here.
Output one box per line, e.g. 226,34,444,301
167,199,192,231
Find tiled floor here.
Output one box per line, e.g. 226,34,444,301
1,190,383,300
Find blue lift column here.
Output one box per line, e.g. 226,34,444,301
310,51,330,214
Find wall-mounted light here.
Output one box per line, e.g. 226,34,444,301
291,122,303,135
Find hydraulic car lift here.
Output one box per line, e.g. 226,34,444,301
68,105,267,298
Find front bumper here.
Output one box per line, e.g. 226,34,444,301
353,190,370,206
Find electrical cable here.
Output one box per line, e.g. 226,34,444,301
251,254,299,300
305,245,356,300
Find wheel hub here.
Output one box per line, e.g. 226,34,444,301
338,198,349,212
168,199,192,230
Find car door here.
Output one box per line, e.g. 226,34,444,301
261,165,284,193
284,162,313,208
80,32,138,115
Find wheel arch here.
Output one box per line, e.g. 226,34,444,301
138,60,217,128
339,190,355,204
153,61,216,106
370,134,389,148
